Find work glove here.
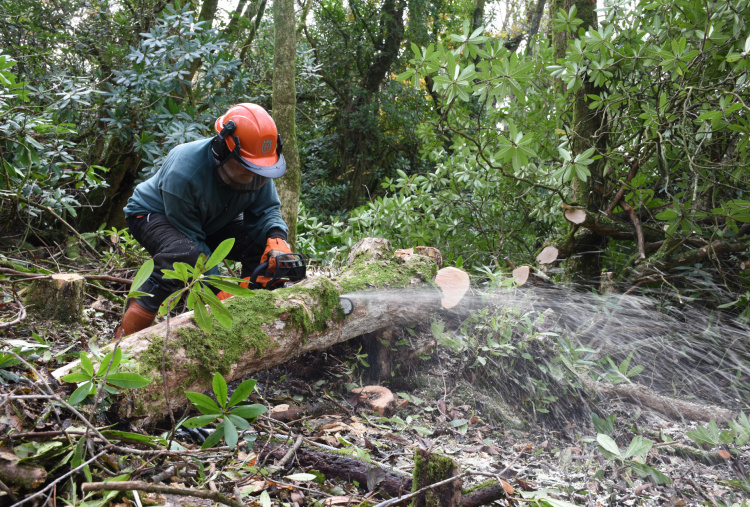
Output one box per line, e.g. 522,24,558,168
261,237,292,273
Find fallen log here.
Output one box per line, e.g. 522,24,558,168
257,441,413,497
53,238,466,427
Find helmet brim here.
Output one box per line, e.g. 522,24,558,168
233,152,287,179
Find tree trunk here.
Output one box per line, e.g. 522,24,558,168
52,239,459,427
273,0,301,248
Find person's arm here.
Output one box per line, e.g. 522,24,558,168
243,180,289,242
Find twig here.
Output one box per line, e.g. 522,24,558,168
369,470,470,507
622,202,645,261
81,481,245,507
276,435,303,468
0,477,19,503
0,298,26,328
9,451,107,507
499,443,530,476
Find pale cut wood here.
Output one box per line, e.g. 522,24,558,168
434,267,470,309
564,207,587,224
536,246,559,265
512,265,530,286
351,385,398,416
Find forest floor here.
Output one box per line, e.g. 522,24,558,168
1,266,750,507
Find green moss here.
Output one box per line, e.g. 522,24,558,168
135,278,345,397
410,449,458,506
461,480,497,495
338,253,437,294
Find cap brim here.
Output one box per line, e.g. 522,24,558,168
236,153,287,179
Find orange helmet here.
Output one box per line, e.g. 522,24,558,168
213,103,286,178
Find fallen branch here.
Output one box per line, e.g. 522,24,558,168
581,375,735,423
81,481,244,507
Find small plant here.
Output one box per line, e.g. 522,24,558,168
591,412,616,436
599,351,644,384
687,414,750,448
61,348,151,405
596,433,670,485
183,373,268,449
158,238,255,332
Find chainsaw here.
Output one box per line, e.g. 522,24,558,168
250,252,307,290
233,253,354,316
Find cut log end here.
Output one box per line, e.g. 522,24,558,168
564,207,587,224
512,265,530,286
434,267,470,308
536,246,559,265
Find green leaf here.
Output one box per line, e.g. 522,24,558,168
186,392,222,414
227,378,257,408
230,404,267,420
201,425,225,449
203,279,255,296
623,435,653,459
69,381,94,405
105,372,151,389
227,414,251,431
96,348,123,377
200,291,233,329
224,417,238,449
205,238,234,271
193,300,212,333
129,260,154,298
80,352,94,376
184,414,220,428
212,372,228,408
61,372,91,383
597,433,621,457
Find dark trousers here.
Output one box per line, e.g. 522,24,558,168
126,213,265,312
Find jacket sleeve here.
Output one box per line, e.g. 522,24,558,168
243,180,289,243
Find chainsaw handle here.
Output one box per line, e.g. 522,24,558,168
250,261,270,286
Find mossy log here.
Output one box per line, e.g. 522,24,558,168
22,273,85,323
52,238,459,427
411,449,462,507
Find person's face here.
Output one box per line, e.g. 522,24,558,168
223,158,256,184
217,157,270,192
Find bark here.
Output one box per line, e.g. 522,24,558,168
23,274,85,323
525,0,547,56
273,0,301,248
52,238,452,427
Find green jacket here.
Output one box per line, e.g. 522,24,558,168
123,139,288,258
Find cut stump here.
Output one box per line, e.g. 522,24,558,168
23,273,85,323
412,449,462,507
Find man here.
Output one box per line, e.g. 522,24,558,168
115,103,291,339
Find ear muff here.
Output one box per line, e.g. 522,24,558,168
211,120,238,162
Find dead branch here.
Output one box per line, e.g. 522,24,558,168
81,481,244,507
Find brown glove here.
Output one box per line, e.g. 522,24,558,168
261,237,292,272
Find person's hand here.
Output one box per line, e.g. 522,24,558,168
261,238,292,272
